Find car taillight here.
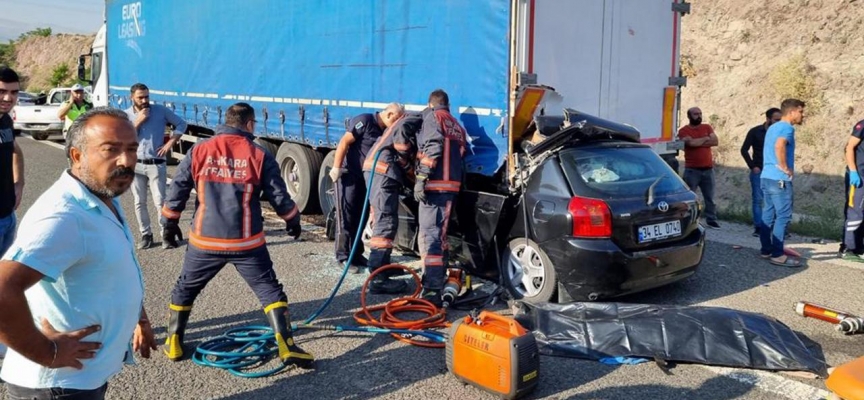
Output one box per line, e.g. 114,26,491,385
568,195,612,238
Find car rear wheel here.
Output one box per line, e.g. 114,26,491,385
502,238,557,304
30,131,50,141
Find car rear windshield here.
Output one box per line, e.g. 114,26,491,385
558,143,689,200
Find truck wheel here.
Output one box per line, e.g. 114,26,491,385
501,238,557,304
254,138,281,200
276,143,323,214
30,131,50,141
253,138,279,158
317,151,336,218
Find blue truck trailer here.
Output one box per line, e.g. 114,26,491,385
80,0,701,303
82,0,687,213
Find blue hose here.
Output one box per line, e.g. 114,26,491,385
193,146,445,377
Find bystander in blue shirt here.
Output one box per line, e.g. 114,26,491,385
762,121,795,181
124,103,187,161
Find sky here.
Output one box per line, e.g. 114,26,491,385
0,0,104,42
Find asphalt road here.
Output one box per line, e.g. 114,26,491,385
2,136,862,400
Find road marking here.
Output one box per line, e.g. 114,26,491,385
704,367,830,400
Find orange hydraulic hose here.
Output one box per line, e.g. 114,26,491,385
353,264,450,348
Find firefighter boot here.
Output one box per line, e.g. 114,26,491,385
265,302,314,369
367,249,408,294
164,304,191,361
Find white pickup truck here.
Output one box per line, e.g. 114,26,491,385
12,87,89,140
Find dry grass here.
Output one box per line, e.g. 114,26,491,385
769,54,823,113
13,33,94,92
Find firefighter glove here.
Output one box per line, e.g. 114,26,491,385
329,167,343,183
163,219,183,248
414,175,427,204
285,215,302,240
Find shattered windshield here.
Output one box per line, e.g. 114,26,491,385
559,144,688,200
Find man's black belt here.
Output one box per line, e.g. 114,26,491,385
138,159,166,165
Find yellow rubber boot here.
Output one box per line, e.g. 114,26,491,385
163,304,191,362
264,302,314,369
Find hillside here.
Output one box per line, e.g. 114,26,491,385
680,0,864,236
11,33,94,92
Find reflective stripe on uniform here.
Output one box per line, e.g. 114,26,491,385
425,180,461,192
195,180,207,235
424,255,444,267
373,161,389,175
189,231,266,252
369,236,393,249
162,206,181,219
278,204,299,221
242,183,253,238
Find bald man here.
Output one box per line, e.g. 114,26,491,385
678,107,720,229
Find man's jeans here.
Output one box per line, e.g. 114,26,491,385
0,212,14,358
760,178,793,258
683,168,717,223
132,163,167,236
750,171,764,230
5,382,108,400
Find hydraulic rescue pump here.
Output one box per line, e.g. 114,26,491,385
446,311,539,399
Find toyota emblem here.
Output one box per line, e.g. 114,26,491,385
658,201,669,212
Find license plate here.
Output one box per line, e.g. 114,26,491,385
638,220,681,243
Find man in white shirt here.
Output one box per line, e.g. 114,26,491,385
0,108,156,399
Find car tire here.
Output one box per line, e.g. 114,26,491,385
30,131,50,141
502,238,557,304
276,143,323,214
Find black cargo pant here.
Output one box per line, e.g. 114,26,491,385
171,245,287,307
418,192,455,290
335,172,366,263
365,173,400,272
5,383,108,400
844,170,864,253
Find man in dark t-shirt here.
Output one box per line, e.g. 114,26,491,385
740,107,781,236
328,103,404,272
0,66,26,358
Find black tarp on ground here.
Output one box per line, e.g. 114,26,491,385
514,302,828,377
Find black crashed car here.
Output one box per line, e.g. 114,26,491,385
356,109,705,304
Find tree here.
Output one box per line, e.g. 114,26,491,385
50,63,70,88
0,41,14,67
18,27,52,41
